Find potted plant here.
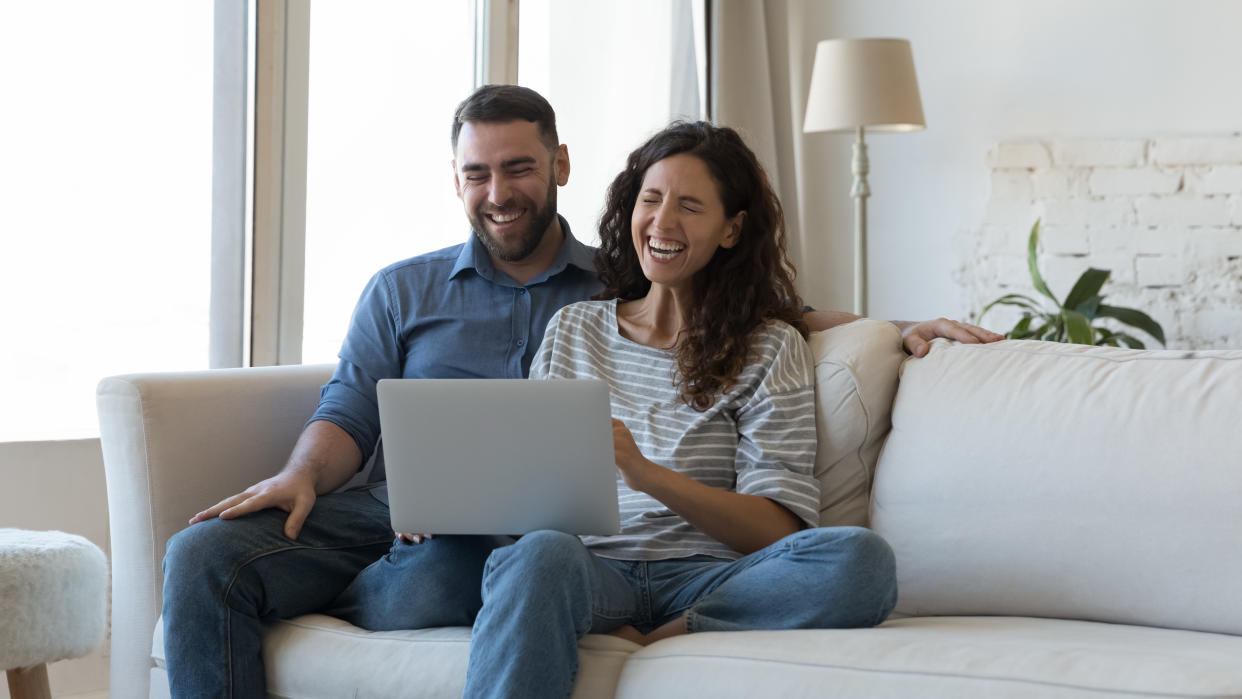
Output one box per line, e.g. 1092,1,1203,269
977,220,1165,348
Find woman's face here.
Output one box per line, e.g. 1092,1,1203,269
630,153,744,289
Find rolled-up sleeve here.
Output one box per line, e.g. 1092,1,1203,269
309,269,404,464
733,328,820,529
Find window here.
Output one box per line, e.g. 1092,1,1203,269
300,2,475,364
0,1,705,442
0,2,213,441
518,0,704,245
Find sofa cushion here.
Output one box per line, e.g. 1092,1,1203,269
151,614,637,698
808,319,905,527
613,616,1242,698
872,340,1242,635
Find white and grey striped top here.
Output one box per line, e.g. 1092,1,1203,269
530,299,819,561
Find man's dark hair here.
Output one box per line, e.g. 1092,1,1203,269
451,84,559,151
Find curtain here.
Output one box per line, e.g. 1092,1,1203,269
711,0,853,312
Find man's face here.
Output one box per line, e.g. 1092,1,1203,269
453,120,569,263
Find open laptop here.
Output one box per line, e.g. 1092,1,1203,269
376,378,621,536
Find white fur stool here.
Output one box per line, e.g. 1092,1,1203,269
0,529,107,699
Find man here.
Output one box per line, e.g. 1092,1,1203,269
162,84,1000,698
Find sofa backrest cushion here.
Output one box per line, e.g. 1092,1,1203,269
872,339,1242,636
808,319,905,528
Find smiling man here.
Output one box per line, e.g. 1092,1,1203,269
158,84,999,699
454,119,568,277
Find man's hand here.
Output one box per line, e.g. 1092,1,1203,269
189,470,318,540
897,318,1005,358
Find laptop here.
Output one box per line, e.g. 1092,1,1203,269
376,378,621,536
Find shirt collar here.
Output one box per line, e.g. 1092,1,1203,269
449,215,595,285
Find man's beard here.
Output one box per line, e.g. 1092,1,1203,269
471,178,558,263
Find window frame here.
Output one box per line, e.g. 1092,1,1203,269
212,0,518,368
214,0,703,369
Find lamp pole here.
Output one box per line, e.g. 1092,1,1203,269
851,126,870,317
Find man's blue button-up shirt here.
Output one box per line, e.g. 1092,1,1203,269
309,216,601,470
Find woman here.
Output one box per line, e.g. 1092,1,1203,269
462,122,897,698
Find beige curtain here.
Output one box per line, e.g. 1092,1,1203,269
711,0,852,312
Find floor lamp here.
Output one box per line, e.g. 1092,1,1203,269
803,38,926,317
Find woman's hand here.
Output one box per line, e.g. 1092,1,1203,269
612,419,659,492
611,419,800,554
395,533,433,544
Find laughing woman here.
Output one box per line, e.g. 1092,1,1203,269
462,122,898,699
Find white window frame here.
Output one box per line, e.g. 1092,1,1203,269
211,0,517,368
212,0,704,368
210,0,250,369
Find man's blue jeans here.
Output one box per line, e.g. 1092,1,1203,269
462,526,898,699
161,486,505,698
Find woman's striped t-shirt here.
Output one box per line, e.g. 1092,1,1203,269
529,299,819,561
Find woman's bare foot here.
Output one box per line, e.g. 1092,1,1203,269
607,625,647,645
606,616,688,647
644,615,687,645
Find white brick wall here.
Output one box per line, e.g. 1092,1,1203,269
957,135,1242,349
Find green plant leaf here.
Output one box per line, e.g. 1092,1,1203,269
1075,295,1102,320
1042,315,1065,342
1064,268,1110,311
1061,308,1094,345
1110,332,1146,349
978,294,1045,325
1025,219,1059,305
1008,315,1034,339
1097,305,1166,346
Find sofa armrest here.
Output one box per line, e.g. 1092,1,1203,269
96,364,334,699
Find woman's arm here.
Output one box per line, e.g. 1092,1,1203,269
611,419,803,555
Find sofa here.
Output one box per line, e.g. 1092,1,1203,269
97,318,1242,698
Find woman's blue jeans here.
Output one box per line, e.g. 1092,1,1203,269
462,526,898,699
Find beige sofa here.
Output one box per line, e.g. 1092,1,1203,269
98,319,1242,698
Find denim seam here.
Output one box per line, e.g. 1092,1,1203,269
480,553,498,601
677,537,798,635
221,536,392,697
589,562,632,622
639,561,654,629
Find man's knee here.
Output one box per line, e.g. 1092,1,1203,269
164,519,229,584
162,513,283,593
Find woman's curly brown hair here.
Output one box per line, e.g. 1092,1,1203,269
594,121,807,411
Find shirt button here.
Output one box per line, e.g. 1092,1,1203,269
517,339,526,347
518,288,527,295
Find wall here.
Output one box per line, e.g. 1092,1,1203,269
0,439,109,699
958,136,1242,348
788,0,1242,334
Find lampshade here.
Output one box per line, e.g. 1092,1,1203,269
803,38,926,133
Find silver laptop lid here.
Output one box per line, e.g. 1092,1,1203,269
377,378,620,536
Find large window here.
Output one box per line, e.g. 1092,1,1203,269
0,2,213,441
518,0,704,245
0,1,704,442
300,2,475,364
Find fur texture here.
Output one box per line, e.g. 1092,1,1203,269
0,528,107,670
